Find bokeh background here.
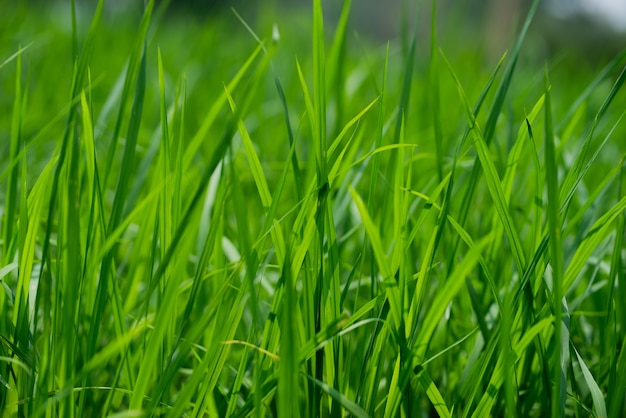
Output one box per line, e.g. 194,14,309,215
2,0,625,174
6,0,626,49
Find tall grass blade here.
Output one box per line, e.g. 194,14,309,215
3,47,22,264
544,67,566,418
573,345,608,418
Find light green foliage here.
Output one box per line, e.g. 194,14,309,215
1,0,626,416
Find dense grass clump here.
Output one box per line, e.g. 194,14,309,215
1,0,626,416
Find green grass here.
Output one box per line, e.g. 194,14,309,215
2,0,626,416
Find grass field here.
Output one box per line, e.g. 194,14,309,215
1,0,626,416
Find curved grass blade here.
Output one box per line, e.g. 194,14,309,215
303,372,368,418
573,344,607,418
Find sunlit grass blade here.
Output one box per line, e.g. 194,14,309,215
415,367,452,418
327,98,378,181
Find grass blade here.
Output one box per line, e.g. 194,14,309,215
544,67,566,418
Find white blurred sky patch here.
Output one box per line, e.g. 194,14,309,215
547,0,626,32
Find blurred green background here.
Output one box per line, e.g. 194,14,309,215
1,0,625,181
